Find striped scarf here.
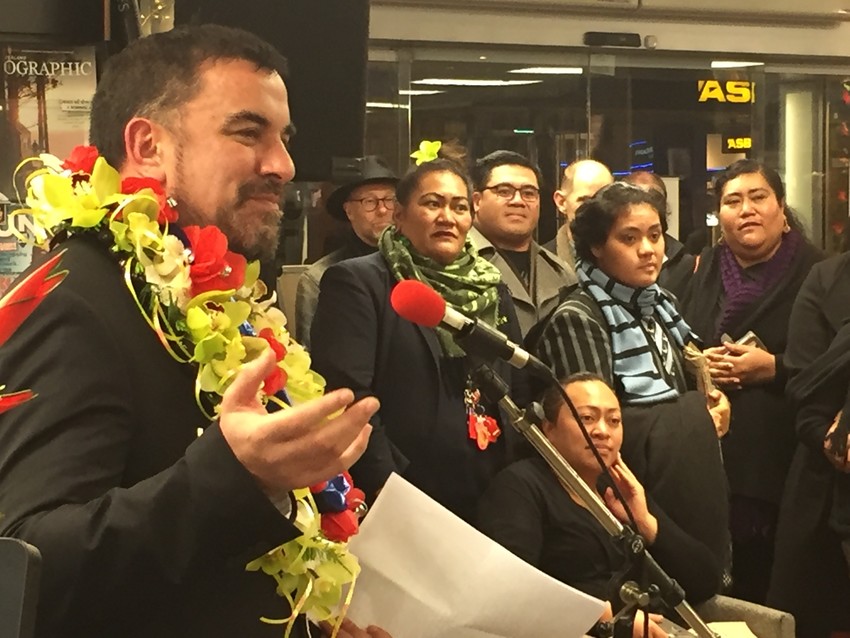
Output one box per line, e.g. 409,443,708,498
379,226,502,357
578,261,695,404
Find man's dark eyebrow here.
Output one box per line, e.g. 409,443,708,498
222,111,269,130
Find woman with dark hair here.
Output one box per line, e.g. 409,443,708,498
310,142,525,523
621,171,696,298
530,181,730,579
478,374,721,636
680,159,822,604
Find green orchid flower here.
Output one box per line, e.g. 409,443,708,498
410,139,442,165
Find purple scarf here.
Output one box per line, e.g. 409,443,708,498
716,229,802,340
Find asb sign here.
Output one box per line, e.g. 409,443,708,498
698,80,755,104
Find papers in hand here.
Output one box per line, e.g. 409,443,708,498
683,342,715,396
347,473,606,638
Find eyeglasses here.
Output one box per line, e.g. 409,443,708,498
483,183,540,202
348,196,397,212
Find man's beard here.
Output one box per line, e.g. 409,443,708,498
173,177,285,262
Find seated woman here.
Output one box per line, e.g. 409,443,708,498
478,374,722,636
680,159,822,604
310,142,525,524
529,182,730,572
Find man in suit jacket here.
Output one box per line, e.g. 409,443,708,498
0,25,379,638
470,150,576,338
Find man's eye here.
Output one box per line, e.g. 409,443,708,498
237,129,261,140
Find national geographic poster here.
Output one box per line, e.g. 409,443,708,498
0,43,95,292
0,43,96,200
0,204,37,296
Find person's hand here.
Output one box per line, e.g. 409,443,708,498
706,388,731,438
319,618,393,638
219,349,378,496
705,342,776,387
633,610,668,638
598,604,666,638
602,456,658,544
823,410,850,473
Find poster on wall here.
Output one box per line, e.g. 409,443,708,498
0,204,39,296
0,43,96,293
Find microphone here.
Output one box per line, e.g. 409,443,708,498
390,279,554,380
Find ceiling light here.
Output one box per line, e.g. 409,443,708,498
710,60,765,69
412,78,542,87
365,102,410,109
509,67,583,75
399,89,444,96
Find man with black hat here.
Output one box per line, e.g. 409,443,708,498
294,156,397,348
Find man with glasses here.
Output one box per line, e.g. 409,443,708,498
471,150,576,337
294,156,397,347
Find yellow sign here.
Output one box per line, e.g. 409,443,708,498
698,80,755,103
725,136,752,150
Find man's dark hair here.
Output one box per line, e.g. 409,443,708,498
541,372,611,422
90,24,288,169
571,181,667,264
470,150,542,191
396,140,471,206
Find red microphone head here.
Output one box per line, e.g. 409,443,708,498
390,279,446,328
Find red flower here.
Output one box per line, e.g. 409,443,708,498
0,251,66,345
0,390,36,416
258,327,288,395
121,176,179,224
321,509,359,542
61,145,99,174
183,226,247,297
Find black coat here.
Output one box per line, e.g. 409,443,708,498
310,252,527,524
478,456,721,605
681,240,823,504
767,252,850,637
0,237,302,638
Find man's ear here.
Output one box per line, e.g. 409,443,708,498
122,116,168,181
472,191,483,215
553,189,567,214
342,201,355,224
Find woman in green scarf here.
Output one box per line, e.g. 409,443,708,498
310,143,527,523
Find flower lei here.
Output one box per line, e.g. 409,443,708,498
11,145,363,636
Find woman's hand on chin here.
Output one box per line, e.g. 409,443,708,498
602,456,658,544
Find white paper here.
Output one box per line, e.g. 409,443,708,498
347,473,606,638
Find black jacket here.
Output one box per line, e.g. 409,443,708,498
767,252,850,637
0,237,303,638
681,240,823,504
310,251,527,524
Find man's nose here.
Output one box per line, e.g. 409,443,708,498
262,139,296,184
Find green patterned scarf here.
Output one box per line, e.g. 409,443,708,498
379,226,502,357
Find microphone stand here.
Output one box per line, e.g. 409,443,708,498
470,365,716,638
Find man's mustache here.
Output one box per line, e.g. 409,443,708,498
237,178,285,204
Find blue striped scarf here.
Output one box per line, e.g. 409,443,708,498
578,261,695,404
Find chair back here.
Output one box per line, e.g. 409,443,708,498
0,538,41,638
695,594,795,638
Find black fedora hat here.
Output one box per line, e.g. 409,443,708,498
326,156,398,221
